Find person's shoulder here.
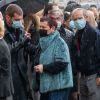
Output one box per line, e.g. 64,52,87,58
0,38,5,44
94,28,100,35
86,23,94,31
85,23,98,35
65,28,73,34
54,30,68,46
0,39,10,53
57,35,65,44
56,35,68,49
0,38,9,47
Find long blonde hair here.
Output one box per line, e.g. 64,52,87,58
24,14,40,32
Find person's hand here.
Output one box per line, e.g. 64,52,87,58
25,32,31,39
96,77,100,86
34,64,43,73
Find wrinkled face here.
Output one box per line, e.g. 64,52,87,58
72,10,85,21
72,10,86,30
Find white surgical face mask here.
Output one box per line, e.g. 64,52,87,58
57,21,62,29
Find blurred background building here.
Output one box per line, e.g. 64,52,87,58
49,0,100,8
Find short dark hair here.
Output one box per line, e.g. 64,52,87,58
65,3,81,12
90,5,97,8
64,12,71,21
67,1,76,5
40,17,57,29
5,4,23,17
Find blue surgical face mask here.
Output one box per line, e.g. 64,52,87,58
12,20,23,29
74,19,86,30
57,21,62,29
69,20,76,29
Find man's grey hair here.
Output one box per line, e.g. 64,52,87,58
72,8,88,17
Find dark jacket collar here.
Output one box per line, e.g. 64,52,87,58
5,21,15,34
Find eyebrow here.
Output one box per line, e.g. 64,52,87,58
14,19,21,21
74,17,83,21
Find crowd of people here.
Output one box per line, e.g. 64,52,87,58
0,1,100,100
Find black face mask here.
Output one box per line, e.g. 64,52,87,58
39,29,48,37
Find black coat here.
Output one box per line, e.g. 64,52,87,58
4,26,30,100
72,22,100,76
98,21,100,30
0,38,14,97
59,25,74,51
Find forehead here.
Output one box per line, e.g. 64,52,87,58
40,21,48,27
91,8,97,12
72,10,84,20
13,13,23,20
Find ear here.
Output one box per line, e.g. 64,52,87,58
5,15,11,21
5,15,12,26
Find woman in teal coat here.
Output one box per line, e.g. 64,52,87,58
34,17,73,100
